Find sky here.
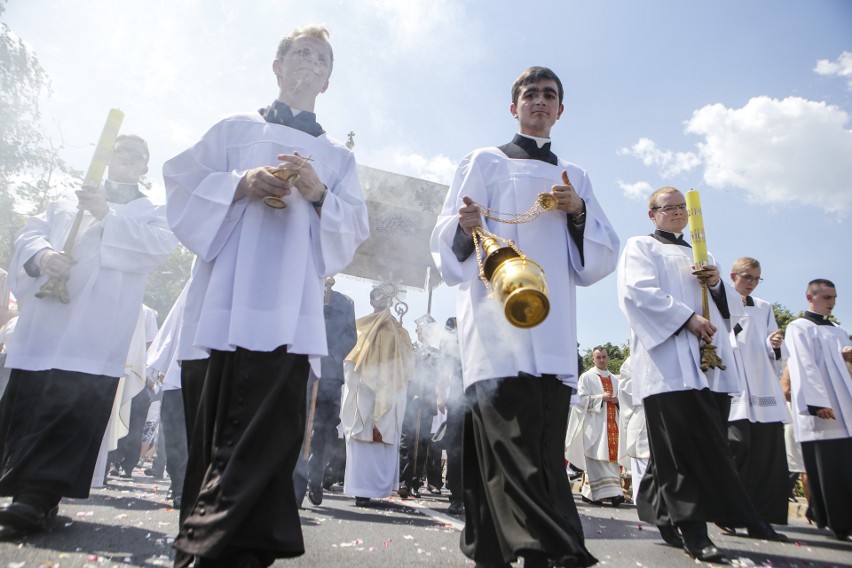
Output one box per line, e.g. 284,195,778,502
4,0,852,352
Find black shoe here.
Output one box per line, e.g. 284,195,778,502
715,522,737,536
398,486,411,499
657,524,684,548
580,495,602,505
610,495,625,507
0,501,59,532
307,486,323,506
447,500,464,516
108,463,121,477
354,497,371,507
747,522,789,542
427,485,442,495
144,468,164,479
410,487,421,498
172,495,182,509
682,532,724,562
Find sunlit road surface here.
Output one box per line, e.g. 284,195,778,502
0,473,849,567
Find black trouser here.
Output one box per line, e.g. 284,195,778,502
399,398,435,489
306,379,344,491
0,369,118,500
161,389,188,496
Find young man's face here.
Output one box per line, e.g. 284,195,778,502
274,35,332,96
510,79,563,138
649,190,688,234
731,266,762,297
808,285,837,316
592,349,609,371
107,139,148,184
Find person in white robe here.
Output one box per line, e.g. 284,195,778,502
431,66,617,568
723,257,791,534
163,25,368,567
0,134,175,533
617,186,786,562
615,357,648,504
566,347,624,506
785,278,852,541
341,287,413,505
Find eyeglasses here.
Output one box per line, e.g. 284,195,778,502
651,203,687,214
736,273,764,283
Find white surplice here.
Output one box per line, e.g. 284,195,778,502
163,113,369,358
430,148,619,389
728,296,790,424
617,236,744,403
785,317,852,442
6,196,176,377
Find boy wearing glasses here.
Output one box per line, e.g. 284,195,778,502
723,257,790,538
617,187,786,562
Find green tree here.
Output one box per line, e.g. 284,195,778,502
0,2,78,267
772,302,797,333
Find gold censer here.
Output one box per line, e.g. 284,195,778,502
471,190,558,328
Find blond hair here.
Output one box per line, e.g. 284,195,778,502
732,257,760,274
276,25,334,72
648,186,681,210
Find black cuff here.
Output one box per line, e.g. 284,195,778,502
807,405,826,416
708,283,730,319
451,225,475,262
23,248,50,278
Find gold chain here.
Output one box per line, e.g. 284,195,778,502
478,192,557,225
469,191,555,294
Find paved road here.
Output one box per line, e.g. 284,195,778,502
0,472,849,567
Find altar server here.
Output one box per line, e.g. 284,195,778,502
432,66,618,568
617,186,786,562
0,134,175,533
164,25,369,567
785,279,852,541
722,257,790,535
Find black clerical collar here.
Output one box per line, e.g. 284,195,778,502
498,133,558,165
651,229,691,248
105,179,144,204
803,311,834,325
260,100,325,137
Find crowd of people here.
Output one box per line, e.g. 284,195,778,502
0,22,849,568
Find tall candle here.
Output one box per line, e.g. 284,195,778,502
83,108,124,189
685,189,708,267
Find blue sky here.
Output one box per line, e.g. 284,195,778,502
5,0,851,351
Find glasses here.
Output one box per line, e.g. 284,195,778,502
651,203,687,214
736,273,764,283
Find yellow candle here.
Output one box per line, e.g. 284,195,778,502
83,108,124,189
685,189,709,266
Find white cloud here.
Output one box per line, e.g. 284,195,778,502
616,138,701,178
686,96,852,215
617,180,654,201
814,51,852,89
619,96,852,216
